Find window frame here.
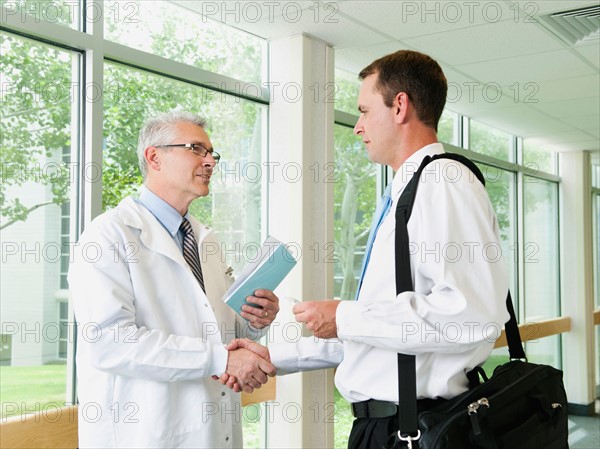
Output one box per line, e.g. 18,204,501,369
1,2,270,439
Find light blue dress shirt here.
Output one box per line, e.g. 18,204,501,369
135,185,188,252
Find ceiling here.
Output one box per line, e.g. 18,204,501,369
181,0,599,153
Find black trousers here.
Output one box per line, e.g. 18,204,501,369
348,415,397,449
347,399,447,449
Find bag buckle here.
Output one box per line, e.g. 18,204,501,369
398,430,421,449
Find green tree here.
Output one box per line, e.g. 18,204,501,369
332,76,377,300
1,1,264,237
0,33,71,230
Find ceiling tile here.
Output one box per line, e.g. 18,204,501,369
403,20,564,66
531,75,600,102
575,43,600,69
456,49,597,84
582,125,600,139
335,42,410,74
337,0,515,40
178,0,389,47
532,97,600,119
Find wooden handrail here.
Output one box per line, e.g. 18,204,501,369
0,405,78,449
242,376,276,406
494,316,571,348
0,384,277,449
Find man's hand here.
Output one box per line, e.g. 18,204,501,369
293,300,341,338
240,289,280,329
222,339,275,393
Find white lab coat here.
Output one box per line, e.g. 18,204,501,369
69,196,265,448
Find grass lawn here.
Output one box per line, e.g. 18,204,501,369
334,388,353,449
0,364,68,418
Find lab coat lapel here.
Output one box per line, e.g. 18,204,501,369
119,197,186,266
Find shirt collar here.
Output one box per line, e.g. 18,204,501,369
391,143,445,197
137,185,187,237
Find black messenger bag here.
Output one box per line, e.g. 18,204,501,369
385,153,569,449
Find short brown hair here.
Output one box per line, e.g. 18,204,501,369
359,50,447,131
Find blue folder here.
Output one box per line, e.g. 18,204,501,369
223,236,297,315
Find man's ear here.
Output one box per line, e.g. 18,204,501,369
393,91,410,124
145,146,161,172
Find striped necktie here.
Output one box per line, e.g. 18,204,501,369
355,184,393,299
180,218,205,293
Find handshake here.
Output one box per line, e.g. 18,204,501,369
214,338,274,393
214,299,342,393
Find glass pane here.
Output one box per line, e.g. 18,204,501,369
102,63,267,446
476,164,517,297
438,109,457,146
333,125,377,301
104,0,265,83
523,139,556,175
334,68,360,115
333,123,377,446
523,178,560,367
2,0,81,30
593,193,600,389
592,162,600,189
102,62,266,274
1,32,76,417
469,119,514,162
476,164,517,375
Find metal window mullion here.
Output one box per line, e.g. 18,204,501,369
516,146,526,325
67,0,106,408
103,41,270,104
555,180,563,369
0,4,94,51
334,110,358,128
461,115,470,149
453,112,462,147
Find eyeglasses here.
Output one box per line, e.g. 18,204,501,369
155,143,220,163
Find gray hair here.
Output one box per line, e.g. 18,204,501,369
137,110,207,178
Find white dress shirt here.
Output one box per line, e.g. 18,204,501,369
270,143,509,402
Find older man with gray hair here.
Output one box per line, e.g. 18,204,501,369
69,110,278,448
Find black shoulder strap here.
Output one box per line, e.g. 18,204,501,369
393,153,522,440
395,153,485,294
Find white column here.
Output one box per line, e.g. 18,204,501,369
559,150,596,414
267,34,335,448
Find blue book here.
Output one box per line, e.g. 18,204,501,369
223,236,297,315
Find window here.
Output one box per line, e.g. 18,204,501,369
333,124,377,301
523,139,557,176
469,119,514,162
102,62,267,274
334,68,360,116
592,159,600,393
0,32,79,417
2,0,81,30
439,109,458,146
1,7,267,439
332,121,379,446
58,301,69,360
477,164,518,296
523,178,560,366
104,0,266,84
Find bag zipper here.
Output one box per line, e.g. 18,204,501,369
424,364,550,445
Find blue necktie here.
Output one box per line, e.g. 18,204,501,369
355,184,392,299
